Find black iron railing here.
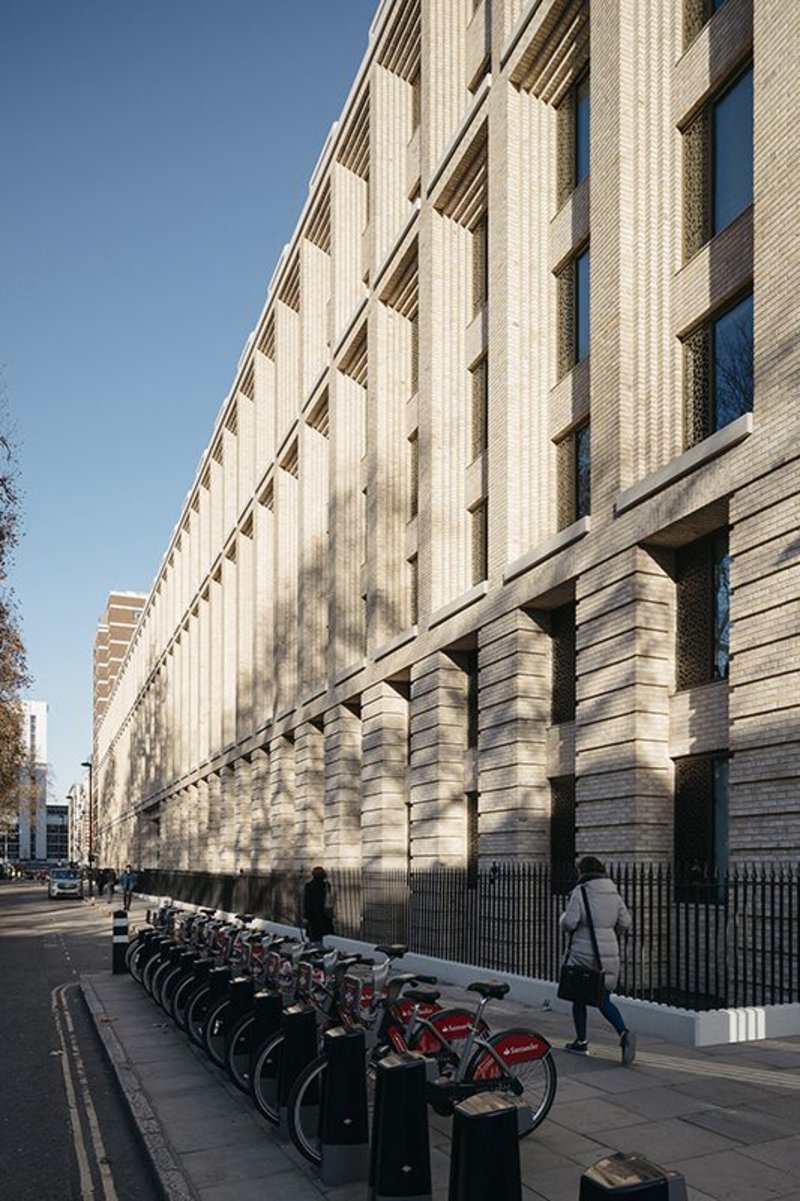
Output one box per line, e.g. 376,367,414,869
138,861,799,1011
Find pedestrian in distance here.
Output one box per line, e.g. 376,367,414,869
302,866,335,943
106,868,117,904
97,868,106,898
560,855,637,1065
119,864,137,911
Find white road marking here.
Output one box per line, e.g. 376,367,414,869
52,984,120,1201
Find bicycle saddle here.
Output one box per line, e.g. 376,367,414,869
404,988,441,1005
467,980,510,999
375,943,408,959
234,913,254,923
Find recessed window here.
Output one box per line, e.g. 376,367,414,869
674,754,729,882
713,69,753,236
557,248,590,379
676,530,730,690
472,214,488,317
551,603,576,725
550,775,576,891
557,68,591,207
684,0,730,49
685,292,753,446
471,500,488,585
471,357,488,461
557,421,591,530
684,66,753,258
575,249,590,362
575,72,590,187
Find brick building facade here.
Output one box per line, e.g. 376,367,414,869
95,0,799,882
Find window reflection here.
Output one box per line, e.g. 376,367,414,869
713,292,753,430
713,68,753,235
575,72,590,187
575,422,591,519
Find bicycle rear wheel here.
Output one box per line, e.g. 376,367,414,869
172,974,198,1030
464,1028,557,1137
186,985,213,1048
125,938,145,982
203,997,231,1067
286,1055,327,1165
249,1030,283,1125
287,1050,375,1166
225,1012,255,1092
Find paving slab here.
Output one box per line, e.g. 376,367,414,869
670,1149,799,1201
81,968,800,1201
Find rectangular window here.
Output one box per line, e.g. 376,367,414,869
684,0,729,48
684,66,752,257
557,68,590,207
471,501,488,585
557,247,590,380
408,432,419,519
464,650,479,750
575,249,590,362
408,554,418,626
574,71,590,187
471,357,488,460
551,603,577,724
676,530,730,689
684,292,753,446
472,214,488,317
674,754,729,881
550,776,576,891
557,421,591,530
713,68,753,236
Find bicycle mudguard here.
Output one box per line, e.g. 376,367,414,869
410,1007,488,1054
467,1028,551,1079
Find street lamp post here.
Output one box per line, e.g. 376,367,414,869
81,760,94,900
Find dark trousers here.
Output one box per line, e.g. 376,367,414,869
573,990,626,1042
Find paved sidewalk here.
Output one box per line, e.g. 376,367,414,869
80,925,800,1201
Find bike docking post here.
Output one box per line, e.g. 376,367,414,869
249,989,283,1077
112,910,129,975
227,975,255,1024
319,1027,369,1187
369,1052,432,1201
277,1005,319,1137
579,1154,687,1201
448,1093,521,1201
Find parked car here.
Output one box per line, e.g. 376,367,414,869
48,868,84,900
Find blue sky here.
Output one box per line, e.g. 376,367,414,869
1,0,378,802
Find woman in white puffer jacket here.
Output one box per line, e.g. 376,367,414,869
559,856,636,1064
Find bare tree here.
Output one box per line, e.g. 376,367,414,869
0,374,30,827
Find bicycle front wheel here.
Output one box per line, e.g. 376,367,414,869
286,1055,327,1165
464,1028,557,1137
186,985,213,1048
249,1031,283,1125
204,997,231,1067
225,1012,255,1092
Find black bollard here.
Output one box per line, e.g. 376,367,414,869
369,1052,431,1201
112,910,129,975
228,975,255,1023
448,1093,521,1201
208,964,232,1000
580,1154,688,1201
319,1027,369,1187
277,1005,319,1135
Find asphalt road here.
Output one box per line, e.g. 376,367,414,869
0,881,161,1201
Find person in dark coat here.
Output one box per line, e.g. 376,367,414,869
560,855,636,1064
303,866,335,942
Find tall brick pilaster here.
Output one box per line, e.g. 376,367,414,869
478,610,550,861
233,758,252,874
409,652,467,867
217,765,235,873
206,772,222,872
361,681,408,940
295,723,324,869
249,748,270,872
576,548,674,859
324,705,362,868
269,735,296,872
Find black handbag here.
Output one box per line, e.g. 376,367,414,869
557,885,606,1007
